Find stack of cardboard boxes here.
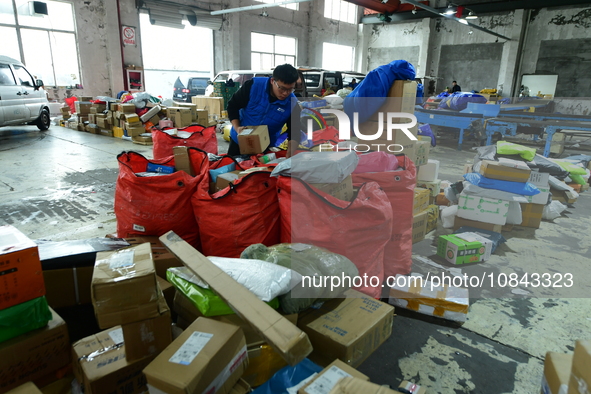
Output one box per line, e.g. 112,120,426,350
414,159,442,242
0,226,71,393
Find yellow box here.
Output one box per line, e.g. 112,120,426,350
113,127,124,138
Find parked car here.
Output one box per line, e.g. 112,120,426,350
204,68,307,98
173,76,209,102
0,55,50,130
342,72,366,89
300,69,343,97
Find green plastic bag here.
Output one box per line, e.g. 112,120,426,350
0,296,51,343
552,160,587,185
496,141,536,161
166,268,279,317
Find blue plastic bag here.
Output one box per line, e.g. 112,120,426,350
438,93,487,111
464,173,540,196
343,60,416,124
209,163,235,183
252,358,323,394
418,124,436,147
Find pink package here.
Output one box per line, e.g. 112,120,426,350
159,119,174,128
354,151,399,173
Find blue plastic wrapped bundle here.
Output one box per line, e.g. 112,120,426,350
438,93,488,111
252,358,323,394
464,172,540,196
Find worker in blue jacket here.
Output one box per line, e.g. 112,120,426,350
227,64,301,157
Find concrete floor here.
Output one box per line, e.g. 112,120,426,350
1,123,590,393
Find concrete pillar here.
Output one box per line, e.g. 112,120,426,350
497,9,524,98
417,18,431,78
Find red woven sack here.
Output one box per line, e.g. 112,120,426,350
152,124,218,159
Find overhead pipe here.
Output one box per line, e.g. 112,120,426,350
210,0,314,15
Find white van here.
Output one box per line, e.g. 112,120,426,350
204,70,273,97
0,55,50,130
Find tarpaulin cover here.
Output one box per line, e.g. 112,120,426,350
343,60,416,124
438,93,487,111
252,358,323,394
115,149,208,248
152,125,218,159
464,172,540,196
192,169,281,258
352,154,416,278
277,177,393,298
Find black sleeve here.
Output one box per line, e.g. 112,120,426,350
227,79,254,121
285,100,301,141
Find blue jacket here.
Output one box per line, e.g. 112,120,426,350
230,77,296,147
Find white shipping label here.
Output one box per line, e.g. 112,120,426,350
241,128,254,135
108,328,124,345
305,367,352,394
108,249,135,270
133,224,146,232
286,374,318,394
169,332,213,365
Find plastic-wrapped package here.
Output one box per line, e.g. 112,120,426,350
454,227,505,253
496,141,536,161
548,176,579,199
323,94,344,106
505,201,523,225
444,181,463,205
241,243,359,314
527,155,569,179
252,358,323,394
353,151,399,173
0,296,52,342
464,173,540,196
270,151,359,183
543,200,567,220
462,182,529,203
166,267,279,316
441,205,458,229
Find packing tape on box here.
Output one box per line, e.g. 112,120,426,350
401,283,468,317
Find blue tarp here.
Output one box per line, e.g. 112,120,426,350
252,358,323,394
438,92,488,111
343,60,416,124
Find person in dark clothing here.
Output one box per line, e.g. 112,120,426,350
226,64,301,157
451,81,461,93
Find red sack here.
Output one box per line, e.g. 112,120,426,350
304,109,343,149
152,125,218,159
115,150,208,248
277,177,393,298
64,96,78,113
351,154,416,278
192,169,280,258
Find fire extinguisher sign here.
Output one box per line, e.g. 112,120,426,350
122,25,136,46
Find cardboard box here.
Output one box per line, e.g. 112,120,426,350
437,233,491,265
238,125,270,155
5,382,42,394
113,126,124,138
140,105,162,123
435,192,450,206
125,113,141,124
91,243,161,329
0,308,70,393
0,225,45,310
59,106,70,114
121,296,172,362
72,327,154,394
297,289,394,368
551,189,577,204
414,140,430,167
160,232,313,366
368,80,417,122
480,160,531,183
417,179,441,197
310,175,354,202
453,216,502,233
121,103,136,114
298,359,369,394
43,266,93,308
174,102,198,122
412,210,428,244
88,113,96,123
172,146,195,176
214,170,245,192
519,203,544,228
328,377,402,394
541,352,572,394
525,185,550,205
241,343,288,387
357,122,418,160
228,379,250,394
196,109,209,125
550,132,566,155
100,129,114,137
126,125,145,138
191,96,224,116
167,107,193,128
418,160,440,182
569,340,591,394
389,273,469,322
398,381,427,394
457,194,510,226
124,237,182,279
143,317,247,394
132,135,153,145
75,101,92,114
96,117,108,129
413,188,430,215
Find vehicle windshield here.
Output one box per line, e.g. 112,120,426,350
190,79,208,89
303,74,320,87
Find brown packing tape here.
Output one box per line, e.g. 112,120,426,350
390,286,469,315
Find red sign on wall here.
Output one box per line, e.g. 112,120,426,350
122,25,136,46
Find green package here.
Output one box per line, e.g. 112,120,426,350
166,268,279,317
0,296,52,343
496,141,536,161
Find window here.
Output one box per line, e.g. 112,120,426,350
257,0,298,10
13,64,34,86
322,43,355,71
251,32,296,69
324,0,357,24
0,0,81,87
0,64,16,85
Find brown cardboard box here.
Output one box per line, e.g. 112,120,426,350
0,225,45,311
156,275,175,311
551,189,578,204
60,106,70,114
398,381,427,394
480,160,531,183
96,117,108,129
91,243,161,329
88,113,96,123
229,379,251,394
357,122,418,159
215,170,245,192
0,308,70,393
121,297,172,362
415,140,430,167
541,352,572,394
328,377,402,394
298,359,369,394
519,203,544,228
5,382,42,394
75,102,92,114
174,102,198,122
100,129,114,137
413,188,430,215
172,146,195,176
43,265,94,308
238,125,270,154
297,289,394,368
453,216,502,233
310,175,354,201
126,125,145,137
125,113,141,124
568,340,591,394
143,317,247,394
124,236,183,279
435,192,451,206
132,135,153,145
160,233,313,366
72,327,154,394
368,80,417,122
191,96,224,116
412,210,428,244
120,103,136,114
242,343,288,387
167,107,193,128
196,109,209,125
109,102,119,111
